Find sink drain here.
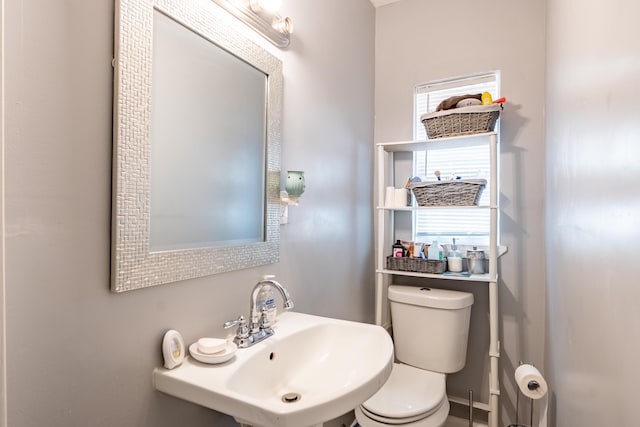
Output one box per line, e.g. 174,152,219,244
281,392,301,403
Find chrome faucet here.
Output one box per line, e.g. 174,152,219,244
224,277,294,348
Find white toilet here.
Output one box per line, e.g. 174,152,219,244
355,285,474,427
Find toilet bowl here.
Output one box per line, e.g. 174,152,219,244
355,363,449,427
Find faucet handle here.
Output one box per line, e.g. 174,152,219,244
223,314,245,328
223,315,249,339
259,307,272,329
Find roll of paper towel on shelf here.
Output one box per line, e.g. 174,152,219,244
515,364,548,399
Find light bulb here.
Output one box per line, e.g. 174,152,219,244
248,0,262,12
261,0,282,12
273,16,293,35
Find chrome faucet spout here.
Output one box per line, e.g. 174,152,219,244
225,278,294,348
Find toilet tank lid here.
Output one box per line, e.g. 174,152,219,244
388,285,474,309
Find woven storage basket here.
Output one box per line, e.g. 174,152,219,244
386,256,446,274
420,104,501,139
410,179,486,206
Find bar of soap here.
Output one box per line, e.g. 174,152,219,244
197,338,227,354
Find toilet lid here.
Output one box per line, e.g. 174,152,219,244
361,363,446,421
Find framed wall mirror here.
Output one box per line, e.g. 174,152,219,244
112,0,282,292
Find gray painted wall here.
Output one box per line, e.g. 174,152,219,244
545,0,640,425
10,1,638,426
3,1,374,426
374,0,546,424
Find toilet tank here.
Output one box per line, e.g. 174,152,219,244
388,285,474,373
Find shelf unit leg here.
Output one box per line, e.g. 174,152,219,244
489,280,500,427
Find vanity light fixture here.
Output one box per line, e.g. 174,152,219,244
211,0,293,48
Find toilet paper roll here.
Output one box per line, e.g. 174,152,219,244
515,364,548,400
384,186,395,207
394,188,409,207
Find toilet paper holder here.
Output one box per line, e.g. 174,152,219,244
508,362,546,427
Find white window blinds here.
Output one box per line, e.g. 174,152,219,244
413,72,499,246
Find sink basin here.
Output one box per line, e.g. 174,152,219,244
153,312,394,427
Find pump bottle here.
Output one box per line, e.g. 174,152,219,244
257,275,278,325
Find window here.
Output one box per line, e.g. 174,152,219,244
413,72,499,246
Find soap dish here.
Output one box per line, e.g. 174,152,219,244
189,341,237,364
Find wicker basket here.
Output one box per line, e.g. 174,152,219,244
387,256,446,274
420,104,501,139
410,179,486,206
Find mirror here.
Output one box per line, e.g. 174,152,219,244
112,0,283,292
150,10,268,251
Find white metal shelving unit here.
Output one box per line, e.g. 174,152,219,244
374,131,503,427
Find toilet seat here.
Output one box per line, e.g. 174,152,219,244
357,363,448,426
355,401,449,427
360,404,437,424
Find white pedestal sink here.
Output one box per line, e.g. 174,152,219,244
153,312,394,427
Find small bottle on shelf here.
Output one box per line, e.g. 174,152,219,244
447,238,463,272
392,240,405,258
414,242,424,258
427,240,443,260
